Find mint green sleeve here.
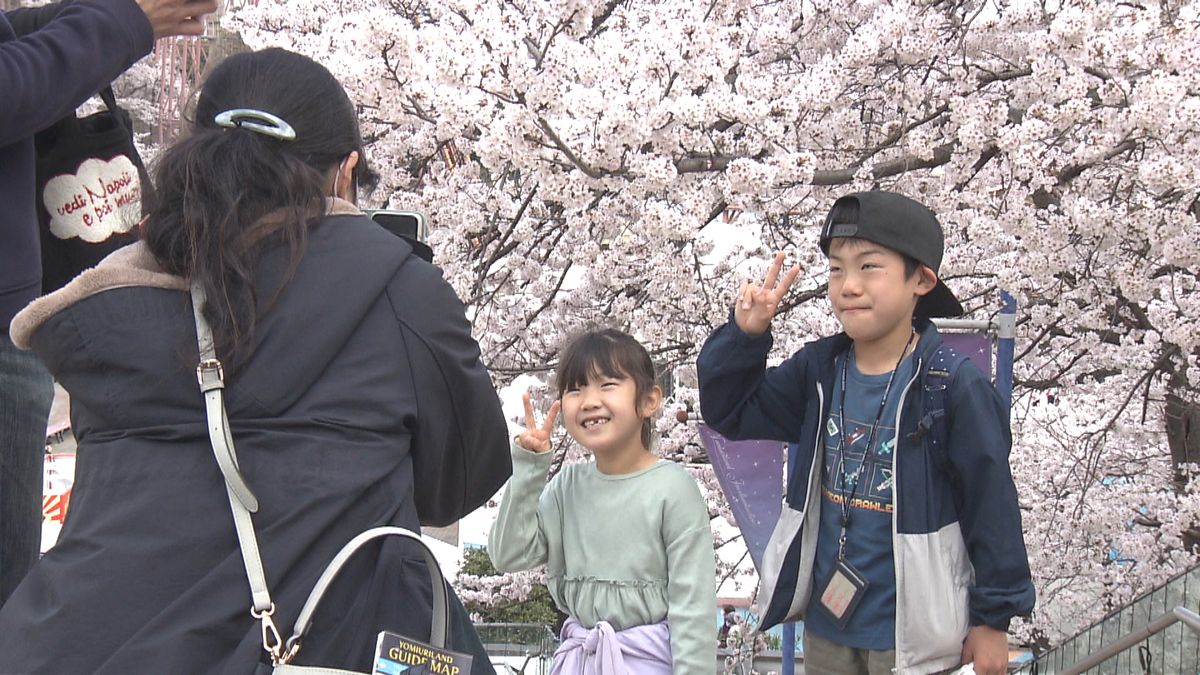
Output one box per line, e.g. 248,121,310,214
663,473,719,674
488,440,556,572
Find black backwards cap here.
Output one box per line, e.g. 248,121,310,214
818,190,964,318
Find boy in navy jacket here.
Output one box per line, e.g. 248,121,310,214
697,191,1034,675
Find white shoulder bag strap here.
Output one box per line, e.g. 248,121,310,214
191,283,284,660
190,283,449,673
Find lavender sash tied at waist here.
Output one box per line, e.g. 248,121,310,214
549,617,673,675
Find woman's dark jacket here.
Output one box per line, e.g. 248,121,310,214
0,200,512,674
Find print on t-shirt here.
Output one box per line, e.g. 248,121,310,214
822,396,898,514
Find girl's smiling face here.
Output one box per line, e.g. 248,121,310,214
553,329,663,471
560,371,658,459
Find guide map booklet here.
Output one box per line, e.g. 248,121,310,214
372,630,474,675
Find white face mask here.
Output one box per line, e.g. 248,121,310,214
332,151,360,203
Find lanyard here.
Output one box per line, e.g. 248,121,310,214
835,330,915,561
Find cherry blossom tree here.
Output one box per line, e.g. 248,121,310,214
215,0,1200,646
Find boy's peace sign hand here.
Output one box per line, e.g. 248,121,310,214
735,252,800,337
516,391,560,454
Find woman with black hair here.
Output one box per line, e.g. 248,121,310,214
0,48,510,674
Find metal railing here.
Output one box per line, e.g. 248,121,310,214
1059,607,1200,674
1020,565,1200,674
475,622,558,657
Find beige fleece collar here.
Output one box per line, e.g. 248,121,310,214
9,198,362,350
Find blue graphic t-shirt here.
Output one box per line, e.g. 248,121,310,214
805,350,915,650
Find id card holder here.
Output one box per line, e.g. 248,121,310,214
817,558,869,629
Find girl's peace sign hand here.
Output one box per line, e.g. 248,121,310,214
735,252,800,337
516,391,560,454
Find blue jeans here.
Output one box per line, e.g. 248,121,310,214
0,334,52,606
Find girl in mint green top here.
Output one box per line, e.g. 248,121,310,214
490,329,718,674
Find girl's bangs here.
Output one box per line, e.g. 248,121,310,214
556,335,631,394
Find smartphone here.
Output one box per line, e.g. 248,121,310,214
365,209,433,263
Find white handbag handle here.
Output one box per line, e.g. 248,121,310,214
190,283,449,669
285,526,449,653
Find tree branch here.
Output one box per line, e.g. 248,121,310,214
587,0,625,38
812,144,955,185
536,117,605,179
675,144,955,185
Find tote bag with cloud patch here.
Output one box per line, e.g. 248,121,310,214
35,86,153,294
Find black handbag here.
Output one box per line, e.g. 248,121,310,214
35,86,153,294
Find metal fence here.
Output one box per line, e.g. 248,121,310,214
476,623,557,675
1019,566,1200,674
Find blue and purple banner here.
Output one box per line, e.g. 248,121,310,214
940,332,992,379
698,424,784,574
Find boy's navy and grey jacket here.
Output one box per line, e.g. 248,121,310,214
0,201,511,674
698,318,1035,674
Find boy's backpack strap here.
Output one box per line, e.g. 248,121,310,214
908,344,970,487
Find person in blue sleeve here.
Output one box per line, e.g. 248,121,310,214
697,191,1035,675
0,0,217,606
